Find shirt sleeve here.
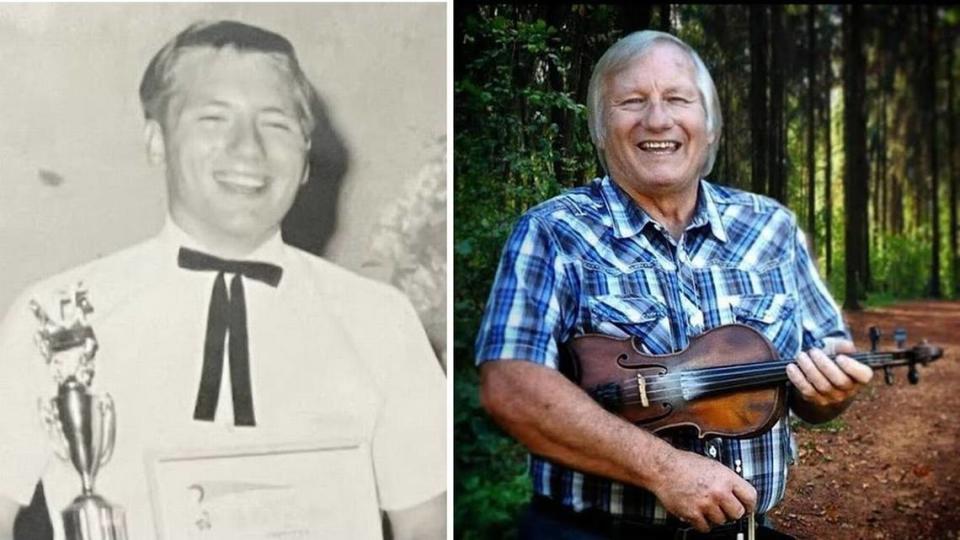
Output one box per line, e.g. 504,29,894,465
0,288,54,505
793,226,850,350
474,213,576,369
371,290,446,511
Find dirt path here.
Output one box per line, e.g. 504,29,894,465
774,300,960,539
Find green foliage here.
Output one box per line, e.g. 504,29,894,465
455,6,593,345
454,370,530,539
455,7,609,537
864,290,901,308
827,248,846,306
792,416,847,433
869,231,932,299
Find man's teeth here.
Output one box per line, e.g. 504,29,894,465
639,141,680,151
215,173,267,189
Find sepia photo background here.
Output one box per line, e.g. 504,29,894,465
0,3,447,363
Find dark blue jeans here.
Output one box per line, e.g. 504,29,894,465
518,498,794,540
518,502,609,540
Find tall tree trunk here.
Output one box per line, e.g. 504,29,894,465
910,6,928,230
749,5,768,196
619,5,652,34
806,5,817,247
454,2,481,82
879,7,899,241
879,84,888,244
891,174,904,235
545,4,569,185
510,5,530,173
824,51,834,278
769,5,786,204
867,98,879,293
927,5,941,297
574,8,600,177
890,35,905,239
949,35,958,297
708,5,731,183
843,4,869,310
659,4,672,33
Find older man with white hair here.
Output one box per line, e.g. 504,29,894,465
475,30,871,539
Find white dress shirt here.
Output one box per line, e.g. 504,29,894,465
0,219,446,539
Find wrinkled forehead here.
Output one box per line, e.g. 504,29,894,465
608,41,699,91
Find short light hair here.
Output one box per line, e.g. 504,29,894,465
586,31,722,178
139,20,318,137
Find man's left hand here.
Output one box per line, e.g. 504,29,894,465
786,341,873,409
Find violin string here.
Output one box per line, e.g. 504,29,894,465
586,343,925,410
624,351,895,381
616,353,906,404
619,371,789,400
615,352,897,386
617,383,782,407
615,354,906,402
618,369,787,397
616,356,912,404
616,372,789,405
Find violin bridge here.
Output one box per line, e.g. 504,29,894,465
636,373,649,407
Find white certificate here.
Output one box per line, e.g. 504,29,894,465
145,439,382,540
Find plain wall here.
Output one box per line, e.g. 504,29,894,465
0,3,446,313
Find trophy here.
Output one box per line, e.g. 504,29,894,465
32,284,128,540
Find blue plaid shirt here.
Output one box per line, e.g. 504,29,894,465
475,176,848,522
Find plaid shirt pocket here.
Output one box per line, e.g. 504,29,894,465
729,293,799,356
587,295,673,354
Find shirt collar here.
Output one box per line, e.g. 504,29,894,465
599,176,728,243
598,175,651,239
695,180,729,243
158,216,287,264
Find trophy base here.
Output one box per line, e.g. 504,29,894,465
63,494,128,540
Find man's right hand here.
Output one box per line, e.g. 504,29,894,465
651,449,757,533
480,361,757,534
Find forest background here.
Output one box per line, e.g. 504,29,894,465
454,4,960,538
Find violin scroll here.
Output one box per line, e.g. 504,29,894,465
867,327,943,386
910,339,942,365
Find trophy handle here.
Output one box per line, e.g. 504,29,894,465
98,393,116,468
37,397,70,461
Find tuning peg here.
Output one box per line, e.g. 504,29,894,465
908,364,920,385
894,328,907,349
919,339,931,365
884,366,895,385
868,326,881,352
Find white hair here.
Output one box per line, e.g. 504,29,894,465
586,31,722,178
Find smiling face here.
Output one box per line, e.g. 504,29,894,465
145,47,310,256
601,42,713,201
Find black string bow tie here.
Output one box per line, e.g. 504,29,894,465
178,247,283,426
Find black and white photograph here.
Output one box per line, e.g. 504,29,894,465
0,4,446,540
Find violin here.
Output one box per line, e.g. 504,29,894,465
564,324,943,440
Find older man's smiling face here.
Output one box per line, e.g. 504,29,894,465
146,47,310,255
601,42,713,200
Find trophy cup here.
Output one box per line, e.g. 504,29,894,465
32,284,128,540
